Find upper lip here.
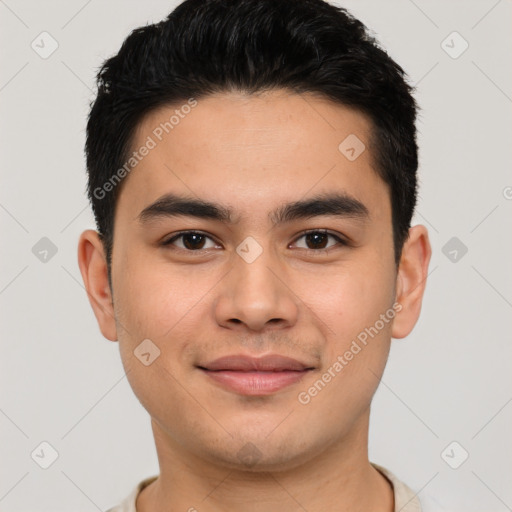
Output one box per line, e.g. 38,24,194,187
199,354,314,372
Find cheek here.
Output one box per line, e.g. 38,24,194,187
112,253,220,397
318,261,396,404
113,253,207,339
295,275,395,426
300,261,396,345
111,256,208,419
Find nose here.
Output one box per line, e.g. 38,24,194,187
213,244,299,333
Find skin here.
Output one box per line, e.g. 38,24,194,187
78,89,431,512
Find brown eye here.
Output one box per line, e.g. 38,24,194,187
292,230,346,252
162,231,218,251
180,233,206,250
305,232,329,249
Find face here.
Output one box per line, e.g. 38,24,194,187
79,89,430,472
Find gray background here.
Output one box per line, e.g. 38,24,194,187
1,0,511,510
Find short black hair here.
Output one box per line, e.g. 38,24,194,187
85,0,419,282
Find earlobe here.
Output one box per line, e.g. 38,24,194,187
77,230,118,341
391,225,432,339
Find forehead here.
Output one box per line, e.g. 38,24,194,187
119,90,388,221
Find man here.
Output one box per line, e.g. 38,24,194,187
78,0,437,510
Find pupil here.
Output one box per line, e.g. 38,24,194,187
306,232,327,249
184,233,205,250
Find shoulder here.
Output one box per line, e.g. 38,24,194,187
371,462,421,511
104,475,158,512
371,462,451,512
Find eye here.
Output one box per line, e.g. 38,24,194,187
291,229,346,252
161,231,219,251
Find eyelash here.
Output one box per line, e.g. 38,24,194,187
161,229,348,254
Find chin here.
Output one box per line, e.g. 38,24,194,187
196,431,325,473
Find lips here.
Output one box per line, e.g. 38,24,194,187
200,354,312,372
198,354,315,395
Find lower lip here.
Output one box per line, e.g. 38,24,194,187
200,369,310,395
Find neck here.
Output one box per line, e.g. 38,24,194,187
137,410,394,512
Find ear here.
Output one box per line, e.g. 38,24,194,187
77,229,118,341
392,225,432,339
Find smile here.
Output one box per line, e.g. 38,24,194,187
198,354,315,396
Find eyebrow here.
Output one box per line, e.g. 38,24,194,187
137,191,369,226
